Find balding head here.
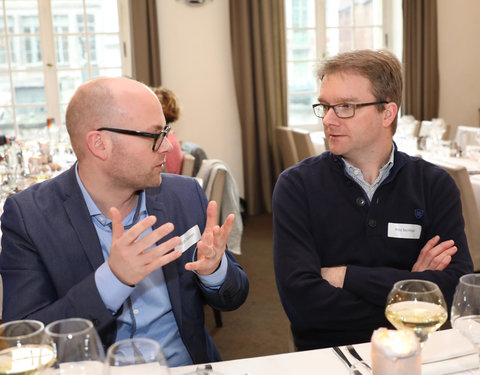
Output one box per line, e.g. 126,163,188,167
65,77,157,159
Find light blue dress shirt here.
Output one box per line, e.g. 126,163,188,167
74,167,227,367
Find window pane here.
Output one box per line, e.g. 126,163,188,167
354,27,383,49
0,37,7,68
285,0,315,28
86,0,119,33
326,28,353,56
287,61,316,93
5,1,39,33
288,93,318,126
57,70,87,104
91,68,122,78
287,29,316,60
17,105,47,138
0,73,12,105
326,0,352,27
52,0,83,33
13,71,45,104
89,35,121,67
9,36,42,69
55,35,87,68
0,106,14,134
355,0,382,27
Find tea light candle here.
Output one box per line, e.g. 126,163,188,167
371,328,421,375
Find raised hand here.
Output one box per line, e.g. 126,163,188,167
108,207,182,286
185,201,234,275
412,235,458,272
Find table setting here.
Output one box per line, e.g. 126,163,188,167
1,279,479,374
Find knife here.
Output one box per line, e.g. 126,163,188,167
347,345,372,370
333,346,370,374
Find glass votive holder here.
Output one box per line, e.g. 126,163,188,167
371,328,421,375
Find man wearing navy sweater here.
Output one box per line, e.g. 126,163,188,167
273,49,473,350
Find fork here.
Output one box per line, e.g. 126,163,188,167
346,345,372,370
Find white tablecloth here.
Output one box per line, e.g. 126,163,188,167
170,329,478,375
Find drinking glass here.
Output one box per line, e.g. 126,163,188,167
0,319,54,375
41,318,105,375
385,279,447,346
451,273,480,364
105,338,169,375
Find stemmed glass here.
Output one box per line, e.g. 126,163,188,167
451,274,480,364
104,338,169,375
41,318,105,375
0,319,54,374
385,279,448,347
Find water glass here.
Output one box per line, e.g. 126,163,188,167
41,318,105,375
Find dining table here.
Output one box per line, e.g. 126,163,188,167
168,329,478,375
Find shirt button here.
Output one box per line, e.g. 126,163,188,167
356,197,366,206
368,219,377,228
354,170,359,175
133,309,139,315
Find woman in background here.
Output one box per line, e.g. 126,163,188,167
152,87,183,174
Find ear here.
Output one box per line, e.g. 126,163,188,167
383,102,398,128
86,131,108,161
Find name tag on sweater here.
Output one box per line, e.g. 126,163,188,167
175,225,201,252
388,223,422,239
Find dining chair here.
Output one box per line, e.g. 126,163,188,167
291,128,316,161
180,151,195,177
435,161,480,271
276,127,299,169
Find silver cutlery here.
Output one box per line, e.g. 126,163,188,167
333,346,371,374
346,344,372,370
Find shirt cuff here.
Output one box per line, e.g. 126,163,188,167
94,261,134,313
195,252,228,289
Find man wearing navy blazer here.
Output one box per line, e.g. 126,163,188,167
0,77,249,367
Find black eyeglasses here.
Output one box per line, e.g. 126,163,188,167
97,126,171,151
312,101,388,119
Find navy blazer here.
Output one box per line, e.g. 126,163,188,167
0,166,249,364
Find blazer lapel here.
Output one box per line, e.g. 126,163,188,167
62,167,105,270
146,189,183,330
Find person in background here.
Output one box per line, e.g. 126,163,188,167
0,135,10,146
0,77,249,366
273,49,473,350
152,87,184,175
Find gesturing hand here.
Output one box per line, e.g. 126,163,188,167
412,235,458,272
185,201,234,275
108,207,182,286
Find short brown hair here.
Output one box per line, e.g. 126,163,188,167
317,49,403,131
152,87,180,124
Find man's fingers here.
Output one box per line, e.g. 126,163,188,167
134,222,176,251
204,201,218,232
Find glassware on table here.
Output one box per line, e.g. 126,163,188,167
0,319,54,375
451,273,480,364
385,279,447,347
40,318,105,375
105,338,169,375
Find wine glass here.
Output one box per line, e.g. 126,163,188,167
41,318,105,375
0,319,54,374
104,338,169,375
385,279,447,346
451,273,480,364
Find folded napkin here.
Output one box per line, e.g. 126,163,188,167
422,329,477,375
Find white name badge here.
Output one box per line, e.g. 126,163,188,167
387,223,422,239
175,225,201,252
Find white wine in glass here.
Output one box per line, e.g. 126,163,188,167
0,320,55,375
451,273,480,363
385,279,447,346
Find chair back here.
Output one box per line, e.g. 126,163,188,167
291,128,316,161
180,151,195,177
208,168,227,224
436,161,480,271
276,127,299,169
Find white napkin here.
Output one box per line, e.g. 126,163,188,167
422,329,478,375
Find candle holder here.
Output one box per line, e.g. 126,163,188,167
371,328,421,375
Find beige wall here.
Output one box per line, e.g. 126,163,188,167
156,0,244,196
437,0,480,128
